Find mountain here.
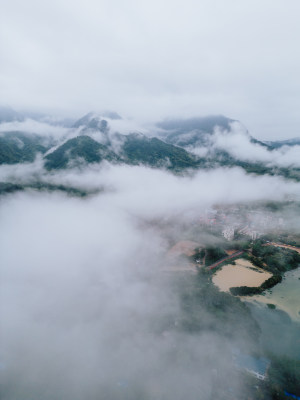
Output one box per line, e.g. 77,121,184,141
156,115,271,150
1,109,300,182
73,112,121,130
44,135,120,170
46,111,202,171
0,111,200,171
0,106,24,123
44,133,200,171
100,111,122,120
157,115,234,133
120,133,200,169
73,112,99,129
266,137,300,149
156,115,236,147
0,131,50,164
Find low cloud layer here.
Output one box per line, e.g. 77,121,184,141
1,162,300,216
212,124,300,168
0,184,240,399
1,158,300,398
0,119,70,139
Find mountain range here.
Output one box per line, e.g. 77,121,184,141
0,106,300,188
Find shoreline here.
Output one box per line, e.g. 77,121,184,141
242,268,300,322
212,259,272,293
212,259,300,322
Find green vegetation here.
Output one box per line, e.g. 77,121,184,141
0,181,92,197
268,356,300,395
45,135,119,170
1,128,300,183
44,133,204,171
122,135,200,170
190,246,227,266
0,132,49,164
0,182,24,194
204,246,227,265
1,123,300,185
230,275,282,296
177,273,260,343
263,231,300,247
251,242,300,274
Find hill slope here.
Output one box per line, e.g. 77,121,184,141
44,135,120,170
0,132,49,164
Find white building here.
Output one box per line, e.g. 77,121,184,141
222,227,235,241
238,226,262,241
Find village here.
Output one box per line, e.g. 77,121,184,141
163,207,300,397
196,205,286,242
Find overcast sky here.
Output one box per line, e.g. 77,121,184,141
1,0,300,139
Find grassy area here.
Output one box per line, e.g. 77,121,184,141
250,241,300,274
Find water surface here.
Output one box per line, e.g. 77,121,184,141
246,268,300,322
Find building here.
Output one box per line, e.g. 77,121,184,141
232,349,270,381
238,226,262,241
222,226,235,241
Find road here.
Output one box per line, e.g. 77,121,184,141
264,242,300,254
209,250,244,270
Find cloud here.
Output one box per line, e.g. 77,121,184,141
0,188,243,399
1,0,300,139
1,0,300,393
0,156,45,183
107,118,151,136
212,123,300,168
1,161,300,216
0,119,69,139
1,159,300,398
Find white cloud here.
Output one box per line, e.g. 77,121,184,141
1,161,299,216
0,183,246,398
0,158,300,397
1,0,300,139
0,119,69,139
212,123,300,168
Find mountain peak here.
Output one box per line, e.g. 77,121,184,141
73,111,121,129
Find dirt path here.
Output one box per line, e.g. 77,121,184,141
209,250,244,270
265,242,300,254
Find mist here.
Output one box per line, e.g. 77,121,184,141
1,162,300,213
0,190,239,399
0,119,70,139
1,156,300,398
1,0,300,139
211,124,300,168
2,113,300,174
1,0,300,395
